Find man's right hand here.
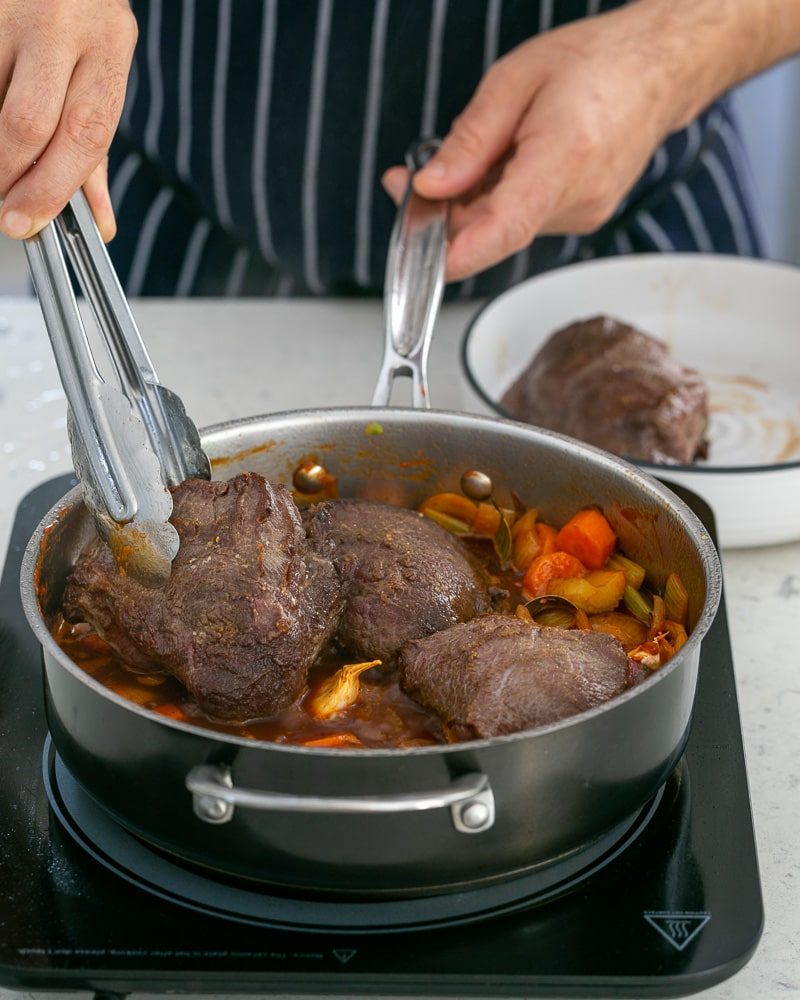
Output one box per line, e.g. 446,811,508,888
0,0,137,242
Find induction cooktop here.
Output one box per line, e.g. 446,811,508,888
0,476,762,998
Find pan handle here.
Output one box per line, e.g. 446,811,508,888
186,765,494,834
371,138,448,409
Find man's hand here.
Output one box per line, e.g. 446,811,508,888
383,0,800,282
0,0,137,242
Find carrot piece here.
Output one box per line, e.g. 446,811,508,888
555,508,617,570
536,522,559,556
522,551,586,598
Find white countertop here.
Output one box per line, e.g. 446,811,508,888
0,297,797,1000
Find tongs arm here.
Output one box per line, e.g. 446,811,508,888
24,221,139,522
25,191,209,585
56,190,209,487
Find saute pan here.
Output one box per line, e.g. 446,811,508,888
20,147,721,898
22,408,720,897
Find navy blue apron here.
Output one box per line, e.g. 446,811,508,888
107,0,765,297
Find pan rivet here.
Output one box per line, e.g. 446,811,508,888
460,470,493,502
293,461,327,494
459,801,490,830
196,795,230,822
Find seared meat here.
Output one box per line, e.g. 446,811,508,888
63,473,343,721
500,315,709,464
398,614,629,739
304,499,493,664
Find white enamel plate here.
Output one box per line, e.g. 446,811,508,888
461,254,800,548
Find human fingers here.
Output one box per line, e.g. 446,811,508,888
0,2,137,239
83,157,116,242
381,165,408,205
0,45,79,229
0,45,132,239
412,54,538,201
443,132,564,282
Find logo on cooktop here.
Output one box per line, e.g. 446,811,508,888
643,911,711,951
332,948,358,964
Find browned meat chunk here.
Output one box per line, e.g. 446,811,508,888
304,499,492,664
63,473,343,721
398,614,629,739
500,315,709,464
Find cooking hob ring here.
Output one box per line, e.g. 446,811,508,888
44,736,666,935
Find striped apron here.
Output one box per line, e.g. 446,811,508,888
108,0,765,298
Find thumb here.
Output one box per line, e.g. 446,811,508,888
413,61,532,200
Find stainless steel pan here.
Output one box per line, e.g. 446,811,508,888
21,406,721,897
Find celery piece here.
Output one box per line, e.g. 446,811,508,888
623,584,653,623
422,508,471,535
606,553,646,590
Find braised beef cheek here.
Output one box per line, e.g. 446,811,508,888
500,315,709,465
398,614,629,739
304,499,493,665
63,473,343,721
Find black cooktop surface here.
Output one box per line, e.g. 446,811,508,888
0,477,762,998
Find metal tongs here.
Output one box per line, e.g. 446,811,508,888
24,190,210,586
372,138,448,408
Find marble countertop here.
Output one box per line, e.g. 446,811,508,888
0,297,797,1000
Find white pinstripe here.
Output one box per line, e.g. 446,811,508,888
302,0,334,294
483,0,502,69
109,153,141,212
508,246,530,287
539,0,553,32
276,272,294,297
121,57,138,131
715,116,766,249
700,149,754,256
176,0,196,183
681,119,702,171
211,0,234,231
634,210,675,253
672,181,714,253
143,0,164,159
554,234,580,264
420,0,448,138
127,189,174,297
225,249,251,298
175,219,211,297
252,0,279,265
613,229,634,255
651,144,669,184
585,0,602,14
354,0,391,287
